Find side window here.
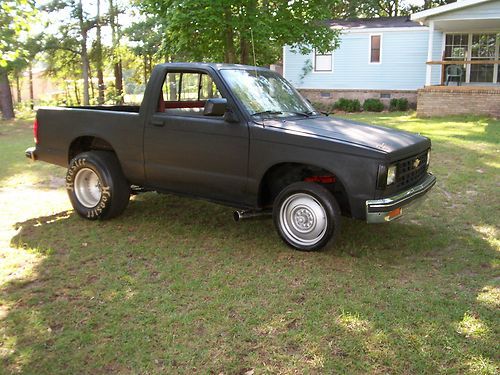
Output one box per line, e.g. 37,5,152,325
159,71,222,115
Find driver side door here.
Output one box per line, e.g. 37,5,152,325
143,69,249,205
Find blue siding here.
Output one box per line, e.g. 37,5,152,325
284,29,433,90
430,30,444,85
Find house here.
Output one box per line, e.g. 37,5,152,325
283,0,500,117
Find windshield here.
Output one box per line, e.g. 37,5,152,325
220,68,318,118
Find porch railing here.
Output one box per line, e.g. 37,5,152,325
426,60,500,85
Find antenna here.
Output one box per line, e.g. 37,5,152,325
250,27,257,67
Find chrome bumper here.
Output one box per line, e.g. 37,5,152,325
25,146,37,161
366,173,436,223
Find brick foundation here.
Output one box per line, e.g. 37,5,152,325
417,86,500,118
298,89,418,109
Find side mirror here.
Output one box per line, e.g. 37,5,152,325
204,98,227,116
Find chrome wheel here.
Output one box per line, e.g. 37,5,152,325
279,193,328,246
74,168,102,208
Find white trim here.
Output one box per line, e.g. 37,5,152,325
297,87,420,91
368,34,382,64
426,21,435,86
466,34,472,83
282,45,287,78
494,35,499,83
312,49,333,73
343,26,428,33
411,0,493,23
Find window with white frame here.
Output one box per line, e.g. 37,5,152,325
370,35,382,63
314,50,332,72
444,32,500,84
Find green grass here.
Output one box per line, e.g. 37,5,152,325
0,112,498,374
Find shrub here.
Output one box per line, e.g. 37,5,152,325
389,98,409,112
363,98,384,112
334,98,361,112
311,101,329,113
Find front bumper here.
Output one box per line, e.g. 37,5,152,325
366,173,436,223
25,146,37,161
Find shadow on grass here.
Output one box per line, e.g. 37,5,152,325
2,193,498,373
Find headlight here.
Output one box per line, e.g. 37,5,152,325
427,149,431,166
387,165,397,185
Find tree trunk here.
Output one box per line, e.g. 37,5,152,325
240,37,250,65
77,0,90,105
109,0,123,104
29,64,34,110
74,81,80,105
143,55,148,85
223,9,236,63
96,0,105,104
0,70,15,119
15,73,21,103
89,65,95,100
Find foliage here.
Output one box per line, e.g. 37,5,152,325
389,98,409,111
334,98,361,112
299,59,313,84
363,98,384,112
0,0,36,68
138,0,340,65
1,114,499,373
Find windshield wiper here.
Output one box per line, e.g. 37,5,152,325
287,111,312,117
251,110,283,117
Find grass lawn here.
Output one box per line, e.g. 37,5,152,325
0,112,498,374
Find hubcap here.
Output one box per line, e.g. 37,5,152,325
74,168,102,208
279,193,328,246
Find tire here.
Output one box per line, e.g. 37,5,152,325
273,182,341,251
66,151,130,220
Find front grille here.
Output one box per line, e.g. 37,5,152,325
395,150,428,189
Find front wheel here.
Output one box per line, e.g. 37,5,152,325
66,151,130,220
273,182,341,251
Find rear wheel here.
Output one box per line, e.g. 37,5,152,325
66,151,130,220
273,182,341,251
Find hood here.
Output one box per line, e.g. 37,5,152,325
263,116,430,159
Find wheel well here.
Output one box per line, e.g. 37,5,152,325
68,136,115,162
258,163,351,215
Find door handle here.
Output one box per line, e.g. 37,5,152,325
151,119,165,127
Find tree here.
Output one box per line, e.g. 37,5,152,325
95,0,105,104
125,16,163,85
45,0,95,105
0,0,35,119
109,0,124,104
139,0,340,66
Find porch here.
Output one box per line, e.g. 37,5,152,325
411,0,500,116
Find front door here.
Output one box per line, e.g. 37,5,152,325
143,69,249,205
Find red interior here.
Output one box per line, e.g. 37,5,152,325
158,93,205,112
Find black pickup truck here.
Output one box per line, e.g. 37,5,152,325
26,63,436,251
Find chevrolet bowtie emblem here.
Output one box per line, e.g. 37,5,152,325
413,158,421,168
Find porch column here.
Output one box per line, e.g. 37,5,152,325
426,21,435,86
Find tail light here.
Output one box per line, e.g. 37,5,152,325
33,118,39,144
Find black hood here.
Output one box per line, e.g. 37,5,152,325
263,115,430,159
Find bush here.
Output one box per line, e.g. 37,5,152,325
334,98,361,112
311,101,329,113
363,98,384,112
389,98,409,112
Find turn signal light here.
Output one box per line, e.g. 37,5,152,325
386,207,402,220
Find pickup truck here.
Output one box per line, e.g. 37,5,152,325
25,63,436,251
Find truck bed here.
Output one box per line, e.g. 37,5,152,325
67,105,141,113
